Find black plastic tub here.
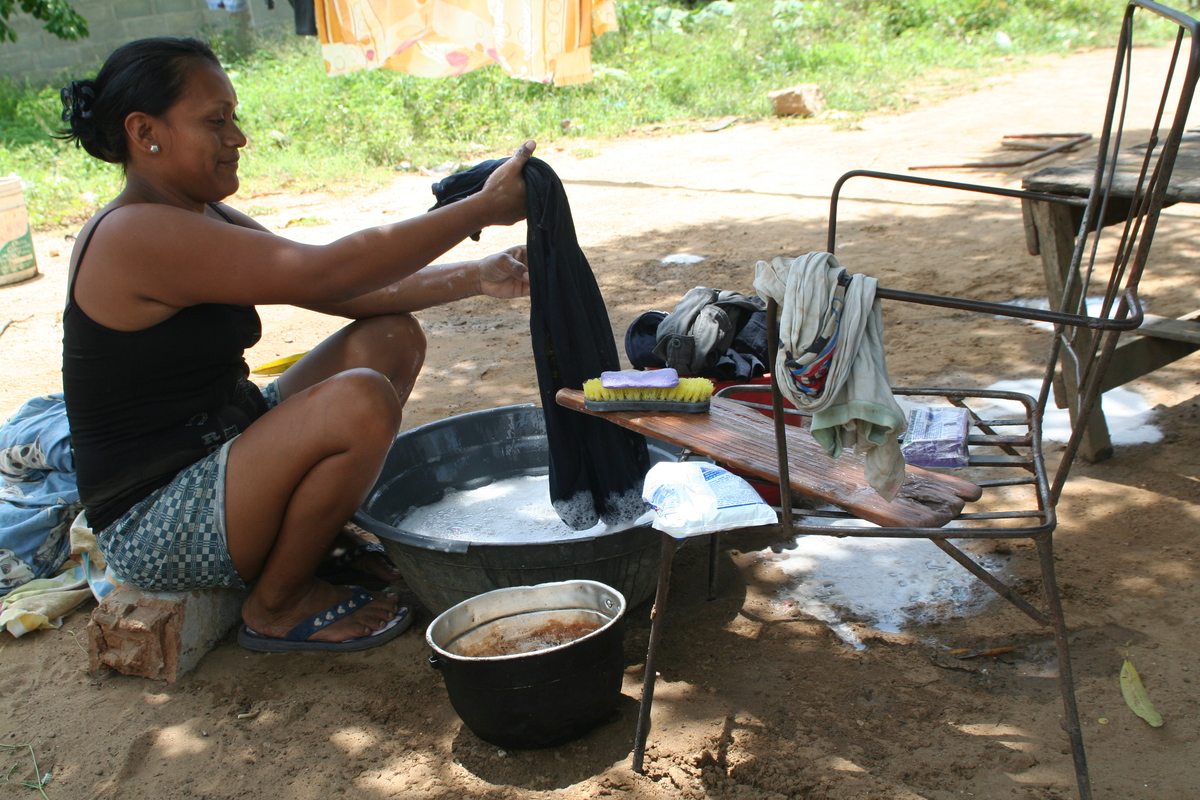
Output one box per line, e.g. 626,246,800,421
427,580,626,749
353,405,668,614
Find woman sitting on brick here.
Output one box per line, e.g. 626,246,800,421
58,37,534,652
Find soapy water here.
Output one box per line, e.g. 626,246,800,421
771,520,1007,649
978,378,1161,446
778,356,1156,647
933,297,1164,447
395,475,653,544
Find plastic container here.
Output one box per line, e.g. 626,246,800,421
353,404,672,614
426,580,626,749
0,177,37,287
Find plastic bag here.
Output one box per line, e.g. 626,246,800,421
642,462,778,538
900,406,970,468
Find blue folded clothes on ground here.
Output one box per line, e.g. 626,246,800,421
1,394,81,596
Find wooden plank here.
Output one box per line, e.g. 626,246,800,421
1023,138,1200,202
1135,312,1200,345
1099,312,1200,393
556,390,983,530
1099,336,1198,394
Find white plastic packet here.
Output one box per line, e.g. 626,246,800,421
900,406,970,468
642,462,778,538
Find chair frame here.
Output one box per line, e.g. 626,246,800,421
622,4,1200,799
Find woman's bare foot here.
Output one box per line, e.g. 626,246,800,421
241,579,400,643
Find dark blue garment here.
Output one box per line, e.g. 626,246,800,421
431,158,650,530
624,311,668,369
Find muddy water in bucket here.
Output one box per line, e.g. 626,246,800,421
0,177,37,287
427,580,627,749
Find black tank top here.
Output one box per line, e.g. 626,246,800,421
63,204,268,531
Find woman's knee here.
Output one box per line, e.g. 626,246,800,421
318,368,403,439
352,313,426,368
355,314,425,403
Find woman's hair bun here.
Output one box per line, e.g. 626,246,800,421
60,79,99,134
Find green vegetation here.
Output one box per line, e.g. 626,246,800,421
0,0,1170,229
0,0,88,44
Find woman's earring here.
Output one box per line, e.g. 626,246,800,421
150,144,160,153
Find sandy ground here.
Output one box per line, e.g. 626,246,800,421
2,46,1199,800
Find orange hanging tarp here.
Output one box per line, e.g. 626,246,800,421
313,0,618,86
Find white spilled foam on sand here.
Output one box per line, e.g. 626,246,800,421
771,521,1007,649
661,253,706,264
973,298,1163,445
979,378,1161,446
397,475,651,544
770,371,1157,646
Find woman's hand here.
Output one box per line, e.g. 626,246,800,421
477,246,530,299
478,140,535,227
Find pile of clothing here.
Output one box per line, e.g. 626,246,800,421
0,394,115,637
626,254,907,502
625,287,770,382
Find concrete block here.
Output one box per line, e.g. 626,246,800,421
87,583,246,682
768,83,827,118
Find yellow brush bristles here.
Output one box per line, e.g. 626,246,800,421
582,377,715,404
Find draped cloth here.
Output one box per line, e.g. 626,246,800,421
431,157,650,530
754,253,907,501
313,0,618,86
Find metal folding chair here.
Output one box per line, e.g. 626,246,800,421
559,3,1199,797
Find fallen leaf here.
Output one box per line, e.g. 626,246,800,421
1120,657,1163,727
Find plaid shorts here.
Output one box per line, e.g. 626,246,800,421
97,380,281,592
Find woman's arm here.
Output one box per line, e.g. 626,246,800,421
74,144,533,332
301,247,529,318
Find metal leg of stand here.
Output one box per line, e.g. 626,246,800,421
707,532,720,600
1036,535,1092,800
632,533,678,774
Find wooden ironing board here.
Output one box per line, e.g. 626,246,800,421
555,389,981,528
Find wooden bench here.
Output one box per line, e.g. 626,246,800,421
555,389,981,529
1097,309,1200,394
1023,133,1200,461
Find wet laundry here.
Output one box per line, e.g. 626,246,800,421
311,0,617,85
431,157,649,530
286,0,318,34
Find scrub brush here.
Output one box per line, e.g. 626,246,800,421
582,369,713,413
251,351,309,375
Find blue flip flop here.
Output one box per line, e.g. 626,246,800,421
238,586,413,653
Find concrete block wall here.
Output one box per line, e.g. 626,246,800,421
0,0,292,85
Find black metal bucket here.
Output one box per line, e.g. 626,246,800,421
353,404,671,614
426,580,627,749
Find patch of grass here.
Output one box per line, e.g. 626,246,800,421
0,0,1172,229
